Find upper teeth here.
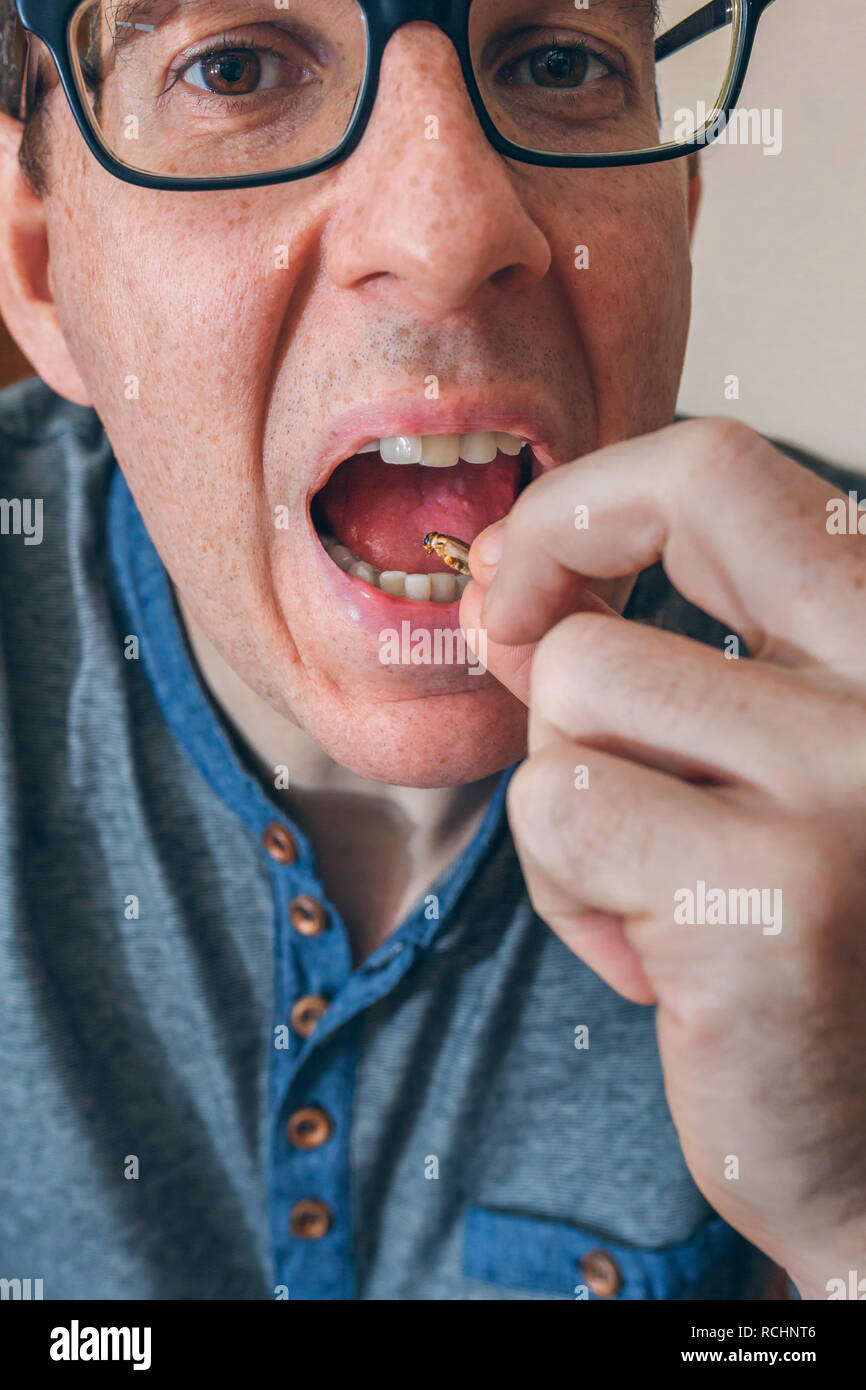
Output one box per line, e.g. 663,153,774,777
358,431,525,467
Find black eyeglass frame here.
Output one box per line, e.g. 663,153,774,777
13,0,777,192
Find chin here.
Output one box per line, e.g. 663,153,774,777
297,682,528,788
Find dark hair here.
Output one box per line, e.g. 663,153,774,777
0,3,52,194
0,2,22,118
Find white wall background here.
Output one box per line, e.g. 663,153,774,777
678,0,866,469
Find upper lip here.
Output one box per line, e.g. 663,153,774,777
306,391,566,500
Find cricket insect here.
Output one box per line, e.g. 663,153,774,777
422,532,471,577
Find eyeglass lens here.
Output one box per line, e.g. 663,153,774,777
67,0,740,179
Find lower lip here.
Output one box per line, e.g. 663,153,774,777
318,544,464,634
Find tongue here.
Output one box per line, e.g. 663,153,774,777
316,452,522,573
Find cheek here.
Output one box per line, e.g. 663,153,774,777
46,165,322,553
50,185,291,426
535,163,693,436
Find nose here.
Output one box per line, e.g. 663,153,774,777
325,24,551,319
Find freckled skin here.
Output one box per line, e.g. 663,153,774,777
0,23,697,787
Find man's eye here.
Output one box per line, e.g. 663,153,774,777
181,47,309,97
508,45,608,90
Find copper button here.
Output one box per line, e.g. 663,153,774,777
290,994,329,1037
262,822,297,864
286,1106,333,1151
289,895,328,937
580,1249,623,1298
289,1198,333,1241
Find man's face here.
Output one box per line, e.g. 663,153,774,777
37,20,695,785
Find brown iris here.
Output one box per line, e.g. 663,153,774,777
529,47,589,88
198,50,261,95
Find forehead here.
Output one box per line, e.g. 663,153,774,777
104,0,660,27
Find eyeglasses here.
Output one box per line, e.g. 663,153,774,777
13,0,776,192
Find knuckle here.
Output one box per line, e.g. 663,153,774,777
507,746,576,850
674,416,764,488
813,692,866,794
533,612,618,695
759,816,852,922
531,613,625,730
506,755,538,827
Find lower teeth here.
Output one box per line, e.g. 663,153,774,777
320,534,468,602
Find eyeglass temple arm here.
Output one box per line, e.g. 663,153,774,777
655,1,734,62
14,23,39,121
656,0,776,64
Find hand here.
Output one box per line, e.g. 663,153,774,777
460,418,866,1298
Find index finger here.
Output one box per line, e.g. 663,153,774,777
479,419,866,673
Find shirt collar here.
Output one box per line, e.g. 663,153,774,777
105,462,516,952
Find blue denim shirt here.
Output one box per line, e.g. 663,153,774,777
0,377,789,1299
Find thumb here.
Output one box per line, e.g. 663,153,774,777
459,546,622,708
458,578,537,706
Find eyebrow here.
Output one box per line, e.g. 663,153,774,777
102,0,181,56
105,0,663,39
110,0,172,38
591,0,661,22
99,0,663,71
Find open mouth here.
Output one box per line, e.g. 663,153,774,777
311,430,535,604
